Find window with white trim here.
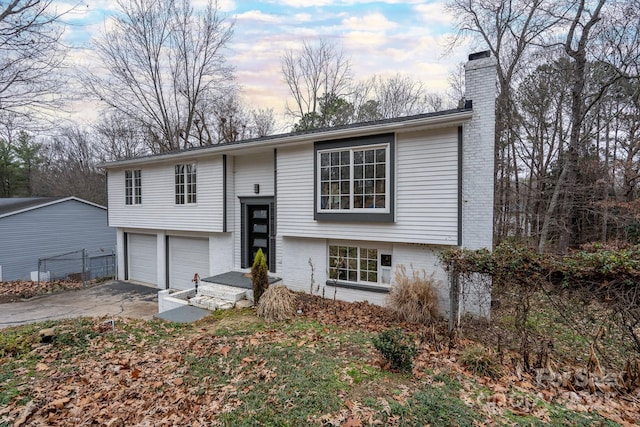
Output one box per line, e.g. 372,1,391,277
175,163,196,204
315,133,394,222
125,169,141,205
328,245,392,285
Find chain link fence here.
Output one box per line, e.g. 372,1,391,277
36,249,116,286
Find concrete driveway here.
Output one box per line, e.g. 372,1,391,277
0,281,159,329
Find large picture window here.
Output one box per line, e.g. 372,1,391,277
125,169,141,205
315,134,394,222
175,163,197,204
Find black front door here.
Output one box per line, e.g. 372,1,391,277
247,204,269,267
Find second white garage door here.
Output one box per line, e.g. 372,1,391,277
169,237,210,290
128,233,158,286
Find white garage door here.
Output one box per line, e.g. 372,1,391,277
128,233,157,285
169,237,209,290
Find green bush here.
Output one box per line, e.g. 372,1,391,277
251,248,269,304
372,328,417,373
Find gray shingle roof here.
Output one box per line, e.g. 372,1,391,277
0,197,106,218
0,197,65,217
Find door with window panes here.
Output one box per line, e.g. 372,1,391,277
248,204,269,267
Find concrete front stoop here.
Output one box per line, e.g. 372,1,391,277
156,271,283,322
189,282,247,311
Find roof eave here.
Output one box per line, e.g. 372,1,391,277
0,196,106,220
99,109,473,169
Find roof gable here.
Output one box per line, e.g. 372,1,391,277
0,197,107,219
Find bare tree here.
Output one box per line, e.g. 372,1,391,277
281,38,353,125
0,0,67,122
37,126,106,205
447,0,570,243
249,108,275,138
85,0,234,153
366,73,430,118
93,111,149,161
537,0,640,251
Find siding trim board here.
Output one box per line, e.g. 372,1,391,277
325,280,390,294
458,126,463,247
124,232,129,280
223,154,228,232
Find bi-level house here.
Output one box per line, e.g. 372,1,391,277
102,52,496,315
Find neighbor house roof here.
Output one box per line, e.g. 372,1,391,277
100,106,474,169
0,196,106,219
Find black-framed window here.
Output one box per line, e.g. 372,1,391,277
175,163,196,205
125,169,141,205
315,134,394,222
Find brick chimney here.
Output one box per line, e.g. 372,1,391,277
461,51,497,251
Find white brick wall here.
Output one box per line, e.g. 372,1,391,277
462,55,497,250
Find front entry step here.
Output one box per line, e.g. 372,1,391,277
197,282,248,302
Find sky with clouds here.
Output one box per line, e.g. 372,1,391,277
57,0,471,125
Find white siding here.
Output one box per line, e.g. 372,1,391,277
233,154,274,197
169,236,210,290
282,236,327,295
210,233,234,275
391,243,449,314
232,153,274,269
108,157,224,232
277,128,459,245
280,238,451,310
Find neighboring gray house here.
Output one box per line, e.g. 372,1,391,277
0,197,116,282
102,52,497,316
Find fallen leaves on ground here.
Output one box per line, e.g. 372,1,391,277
1,293,639,426
0,280,88,302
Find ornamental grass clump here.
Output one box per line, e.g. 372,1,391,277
387,264,440,324
256,285,297,322
251,248,269,304
460,344,503,379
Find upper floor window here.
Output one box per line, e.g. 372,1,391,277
175,163,196,204
125,169,141,205
315,134,394,222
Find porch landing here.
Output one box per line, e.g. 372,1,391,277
201,271,282,289
156,271,283,321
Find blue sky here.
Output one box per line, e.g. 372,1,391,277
57,0,470,123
